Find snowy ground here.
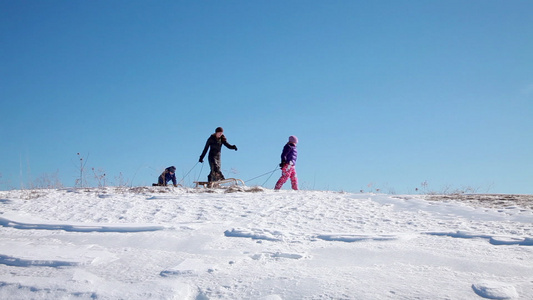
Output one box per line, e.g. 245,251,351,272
0,186,531,299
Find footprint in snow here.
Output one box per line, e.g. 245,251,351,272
426,231,533,246
250,252,305,261
258,295,283,300
0,216,165,233
472,280,518,299
160,259,216,277
224,228,283,242
315,234,398,243
0,254,78,268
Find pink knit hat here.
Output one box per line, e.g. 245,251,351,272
289,135,298,144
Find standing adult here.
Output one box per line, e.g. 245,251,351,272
199,127,238,182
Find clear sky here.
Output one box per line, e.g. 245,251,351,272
1,0,532,194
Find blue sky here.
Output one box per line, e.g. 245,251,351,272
1,0,532,194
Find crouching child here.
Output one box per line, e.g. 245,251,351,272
155,166,178,187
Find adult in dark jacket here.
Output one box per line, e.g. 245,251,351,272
199,127,238,182
158,166,177,187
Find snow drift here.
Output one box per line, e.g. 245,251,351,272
0,187,531,299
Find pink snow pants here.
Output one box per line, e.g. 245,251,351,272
274,164,298,190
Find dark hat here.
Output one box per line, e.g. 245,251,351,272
215,127,224,133
168,166,176,172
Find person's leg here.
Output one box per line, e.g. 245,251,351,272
208,155,224,181
290,168,298,190
208,157,216,182
214,155,225,180
274,165,290,190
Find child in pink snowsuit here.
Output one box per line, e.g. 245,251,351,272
274,136,298,190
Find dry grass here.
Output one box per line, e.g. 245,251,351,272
425,194,533,210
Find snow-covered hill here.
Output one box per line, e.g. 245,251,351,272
1,187,532,299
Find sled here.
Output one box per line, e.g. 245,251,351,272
194,178,245,188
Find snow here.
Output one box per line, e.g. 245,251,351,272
472,281,519,299
0,187,532,299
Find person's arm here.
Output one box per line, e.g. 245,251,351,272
171,173,177,186
199,137,211,162
280,144,290,166
222,135,237,150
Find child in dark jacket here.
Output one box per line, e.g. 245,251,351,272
274,136,298,190
158,166,177,187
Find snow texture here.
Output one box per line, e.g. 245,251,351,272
472,280,519,299
0,187,531,299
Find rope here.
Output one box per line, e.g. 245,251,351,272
178,162,199,185
196,162,204,182
180,164,281,188
245,166,280,184
261,167,279,187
